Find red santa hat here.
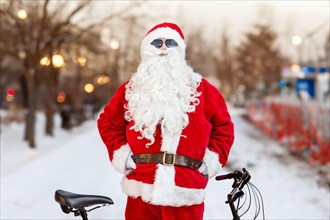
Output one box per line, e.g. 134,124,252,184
146,22,185,40
140,22,186,59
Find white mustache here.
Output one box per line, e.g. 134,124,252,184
144,45,176,56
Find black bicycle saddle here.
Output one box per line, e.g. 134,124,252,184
55,189,114,211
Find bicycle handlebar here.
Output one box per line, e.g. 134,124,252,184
214,168,265,220
215,168,251,204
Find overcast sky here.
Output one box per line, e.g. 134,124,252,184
145,1,329,61
146,1,329,43
95,0,329,61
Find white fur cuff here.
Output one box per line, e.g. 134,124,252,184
111,144,133,174
203,148,222,178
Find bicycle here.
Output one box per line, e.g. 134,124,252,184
54,168,264,220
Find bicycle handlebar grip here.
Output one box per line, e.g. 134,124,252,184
215,173,234,181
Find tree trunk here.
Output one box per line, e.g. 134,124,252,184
45,66,58,136
24,68,37,148
45,90,54,136
72,64,83,126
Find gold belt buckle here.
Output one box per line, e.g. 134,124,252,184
162,152,176,166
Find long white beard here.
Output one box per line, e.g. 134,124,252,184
124,46,202,147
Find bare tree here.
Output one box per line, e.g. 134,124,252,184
322,32,330,65
0,0,144,147
117,15,147,82
214,27,236,99
186,28,215,78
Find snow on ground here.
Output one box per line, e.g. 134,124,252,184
1,108,329,220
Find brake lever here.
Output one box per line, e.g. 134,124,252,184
239,170,251,190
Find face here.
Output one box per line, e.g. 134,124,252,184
150,38,179,56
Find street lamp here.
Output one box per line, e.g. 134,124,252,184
84,83,94,93
56,92,66,104
52,54,65,68
77,57,86,67
291,35,303,46
40,54,65,68
40,56,51,66
72,56,87,67
17,9,27,20
291,35,303,64
110,39,119,50
96,75,110,85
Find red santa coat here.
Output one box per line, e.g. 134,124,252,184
98,78,234,207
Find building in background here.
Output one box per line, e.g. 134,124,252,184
280,65,330,104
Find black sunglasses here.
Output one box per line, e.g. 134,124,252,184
151,39,178,48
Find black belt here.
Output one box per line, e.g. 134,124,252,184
131,152,202,170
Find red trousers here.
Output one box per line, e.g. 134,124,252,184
125,196,204,220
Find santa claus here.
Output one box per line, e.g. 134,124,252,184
98,22,234,220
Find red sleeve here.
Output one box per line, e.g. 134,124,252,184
203,79,234,166
97,83,128,161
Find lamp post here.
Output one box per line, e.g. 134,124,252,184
291,35,303,65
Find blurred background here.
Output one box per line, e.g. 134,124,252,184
1,1,329,219
0,0,330,162
0,0,329,166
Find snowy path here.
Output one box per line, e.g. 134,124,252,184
1,111,329,219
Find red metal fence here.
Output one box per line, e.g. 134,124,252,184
246,97,330,165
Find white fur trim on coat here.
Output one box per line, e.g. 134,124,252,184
160,126,181,153
111,144,133,175
121,164,205,206
203,148,222,178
